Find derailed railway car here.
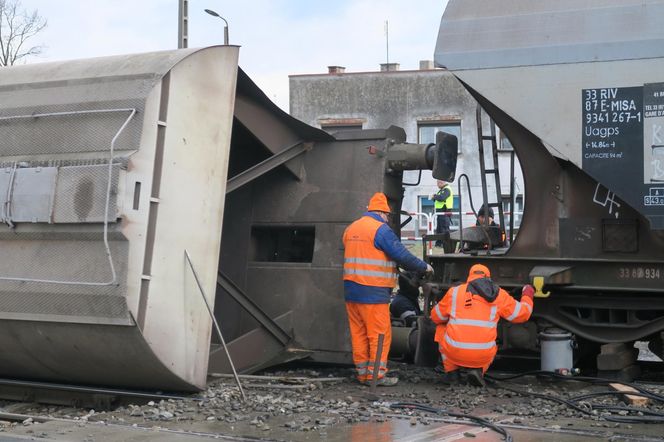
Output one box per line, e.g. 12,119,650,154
426,0,664,363
0,45,454,390
0,47,241,391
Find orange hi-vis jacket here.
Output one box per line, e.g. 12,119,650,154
343,216,398,288
430,280,533,368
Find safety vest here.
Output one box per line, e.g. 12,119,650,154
434,185,454,211
343,216,397,287
432,283,533,367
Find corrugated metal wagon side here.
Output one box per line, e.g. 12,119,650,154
0,46,239,391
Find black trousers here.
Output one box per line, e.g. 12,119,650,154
435,213,451,249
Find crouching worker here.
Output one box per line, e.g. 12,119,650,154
430,264,534,386
343,192,433,386
390,272,422,327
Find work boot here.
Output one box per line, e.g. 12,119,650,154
439,370,460,385
466,368,486,387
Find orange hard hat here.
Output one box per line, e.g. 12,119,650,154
468,264,491,281
367,192,391,213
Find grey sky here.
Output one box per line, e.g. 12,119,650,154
17,0,448,110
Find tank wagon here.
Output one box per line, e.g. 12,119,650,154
0,46,453,390
427,0,664,362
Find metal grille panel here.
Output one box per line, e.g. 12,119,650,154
53,164,119,223
0,240,127,292
0,164,119,224
0,239,129,323
0,292,131,323
0,102,143,157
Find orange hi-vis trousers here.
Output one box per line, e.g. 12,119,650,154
436,324,493,374
442,355,492,374
345,302,391,382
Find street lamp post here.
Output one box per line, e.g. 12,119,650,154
204,8,229,45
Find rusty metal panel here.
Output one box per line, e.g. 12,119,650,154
602,219,639,252
559,218,602,258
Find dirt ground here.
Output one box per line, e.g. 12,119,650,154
1,361,663,441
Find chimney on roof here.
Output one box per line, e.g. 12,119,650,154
380,62,400,72
328,66,346,74
419,60,435,70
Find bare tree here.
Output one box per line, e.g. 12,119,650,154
0,0,46,66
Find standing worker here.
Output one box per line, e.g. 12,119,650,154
430,264,534,386
431,179,453,251
343,192,434,386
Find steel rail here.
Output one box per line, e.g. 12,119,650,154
0,377,197,401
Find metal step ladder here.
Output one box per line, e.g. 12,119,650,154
475,104,515,248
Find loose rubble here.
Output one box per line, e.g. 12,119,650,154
1,361,663,440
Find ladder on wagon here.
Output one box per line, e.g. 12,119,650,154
475,103,516,248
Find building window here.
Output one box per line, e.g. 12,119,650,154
418,122,461,147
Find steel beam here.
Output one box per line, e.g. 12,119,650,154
226,141,312,193
216,272,292,346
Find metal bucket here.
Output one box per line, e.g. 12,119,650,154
539,328,574,372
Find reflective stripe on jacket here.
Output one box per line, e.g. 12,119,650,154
343,216,397,288
434,184,454,211
430,283,533,368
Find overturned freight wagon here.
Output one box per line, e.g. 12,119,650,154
0,46,451,390
0,47,240,390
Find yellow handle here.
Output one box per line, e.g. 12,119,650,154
533,276,551,298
